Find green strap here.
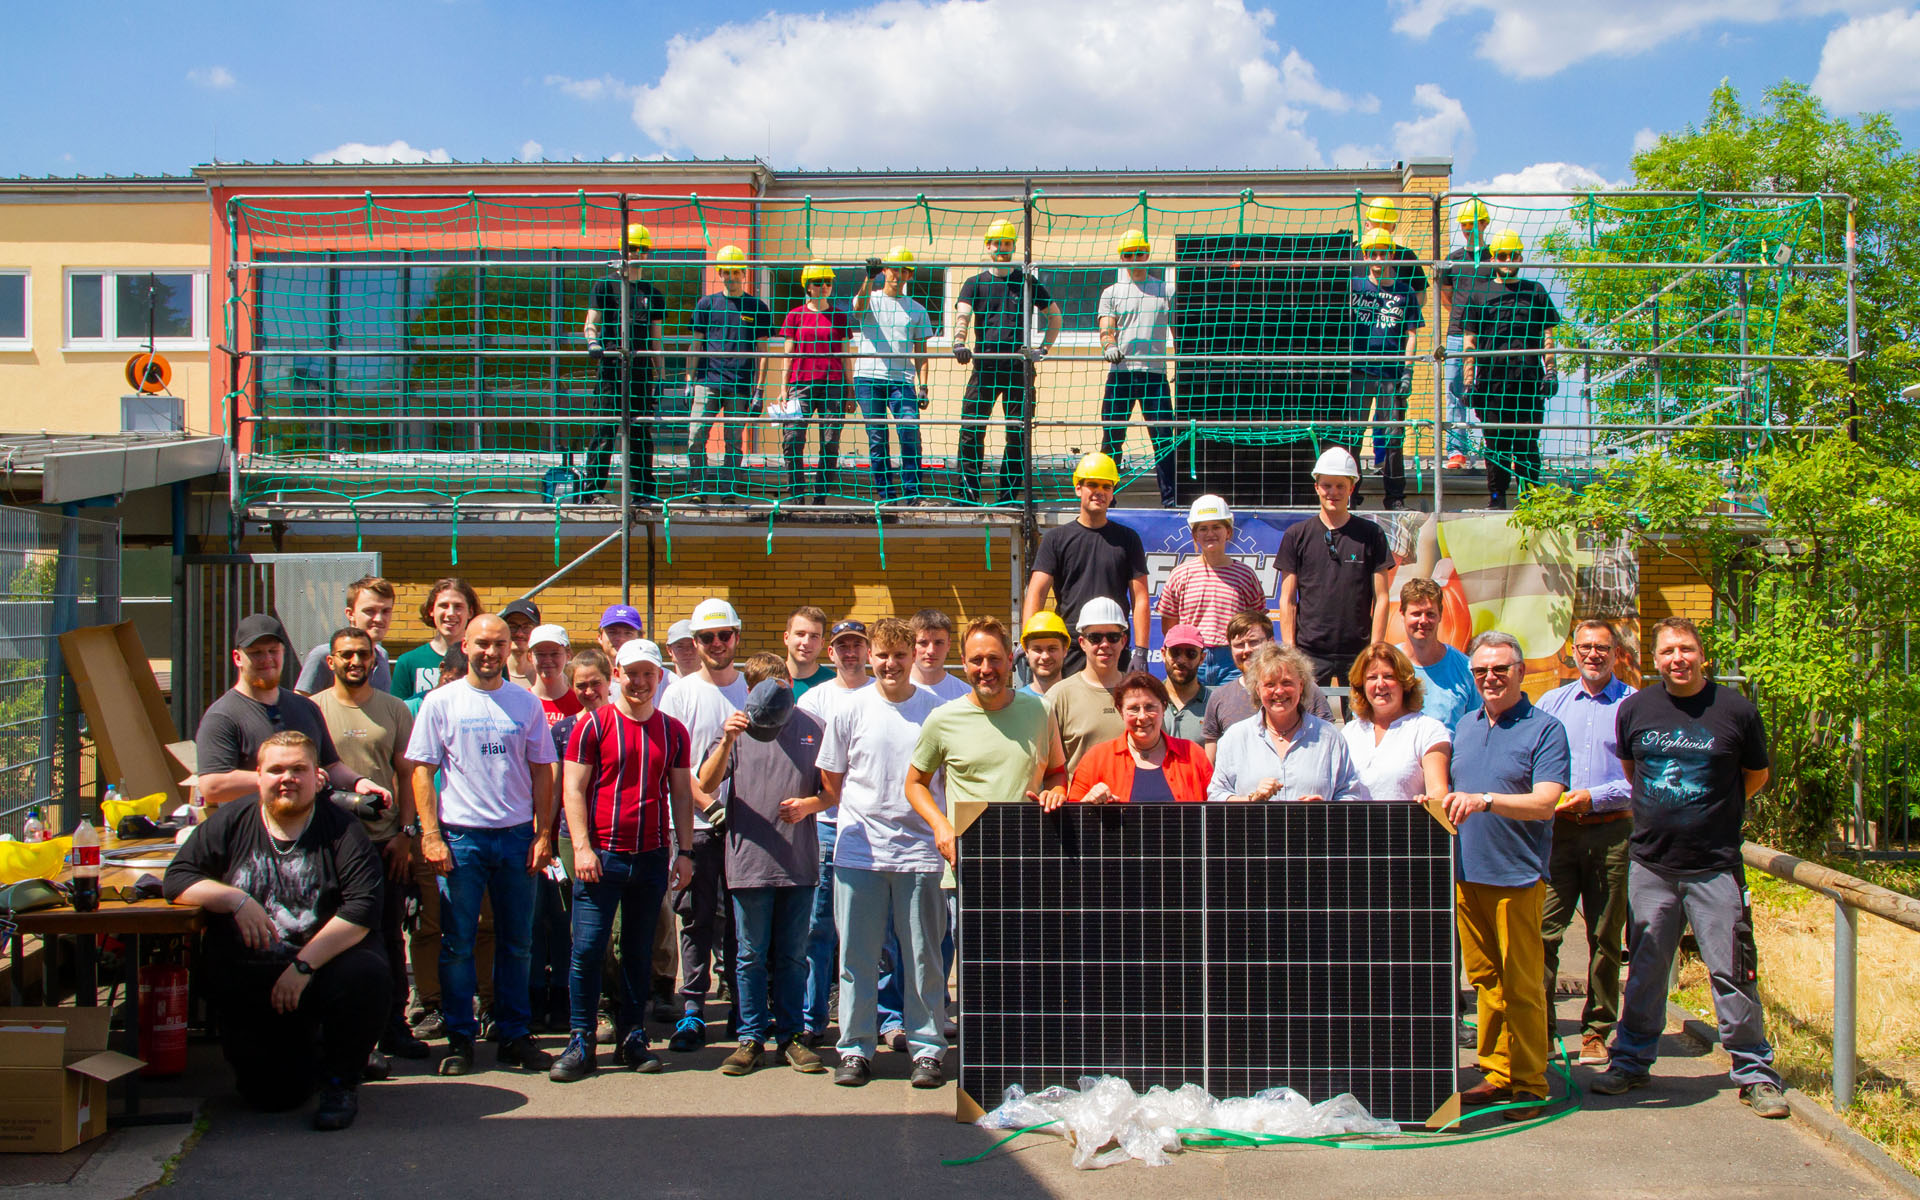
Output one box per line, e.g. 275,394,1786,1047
941,1120,1060,1166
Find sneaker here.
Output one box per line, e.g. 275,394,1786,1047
1741,1081,1790,1119
1487,494,1507,511
412,1010,448,1041
669,1015,706,1054
834,1054,872,1087
882,1028,909,1054
498,1035,552,1072
381,1018,431,1060
477,1010,498,1043
1589,1067,1649,1095
363,1048,391,1082
779,1037,826,1074
910,1056,944,1089
312,1081,359,1131
615,1031,662,1073
549,1033,597,1083
1578,1034,1609,1066
721,1041,762,1076
438,1034,474,1076
1444,453,1467,470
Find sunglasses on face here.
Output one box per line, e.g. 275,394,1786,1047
696,630,737,645
1470,664,1518,678
1082,631,1126,646
263,703,286,729
1120,252,1148,261
1493,252,1522,262
1163,646,1203,660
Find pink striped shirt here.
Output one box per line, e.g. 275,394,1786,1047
1157,557,1268,647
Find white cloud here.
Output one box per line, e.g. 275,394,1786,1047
1460,161,1621,194
1329,142,1389,167
1391,84,1473,165
187,66,236,89
309,141,454,165
519,140,544,160
628,0,1364,169
1813,8,1920,111
1389,1,1888,79
545,74,634,102
1631,126,1661,155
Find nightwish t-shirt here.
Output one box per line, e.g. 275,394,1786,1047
1616,681,1770,874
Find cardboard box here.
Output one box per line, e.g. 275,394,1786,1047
0,1008,144,1153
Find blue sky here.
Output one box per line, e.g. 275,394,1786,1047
10,1,1920,185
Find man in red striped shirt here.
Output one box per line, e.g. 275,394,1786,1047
551,639,696,1082
1157,495,1268,686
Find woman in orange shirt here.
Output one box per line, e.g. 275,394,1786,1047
1068,672,1213,803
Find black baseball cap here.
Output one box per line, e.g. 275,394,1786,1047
500,598,541,624
233,613,289,650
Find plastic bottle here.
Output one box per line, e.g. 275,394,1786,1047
23,807,45,842
102,785,120,815
71,816,101,912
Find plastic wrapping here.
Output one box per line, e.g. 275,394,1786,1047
977,1075,1401,1169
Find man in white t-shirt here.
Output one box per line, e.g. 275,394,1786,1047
793,619,873,1045
658,597,749,1051
910,608,971,702
853,247,935,505
1097,229,1177,508
407,614,559,1077
795,617,947,1088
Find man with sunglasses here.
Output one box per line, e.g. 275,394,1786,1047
198,614,393,811
951,218,1062,505
687,245,774,493
1461,229,1560,509
1025,451,1150,676
1045,597,1130,775
853,246,933,505
1095,228,1178,508
658,598,749,1050
583,223,667,503
777,263,853,505
1436,630,1570,1121
1277,448,1392,689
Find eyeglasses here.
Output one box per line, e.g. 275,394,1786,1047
262,703,286,730
1324,527,1342,564
1572,642,1613,655
695,629,737,645
1081,631,1126,646
1469,664,1518,678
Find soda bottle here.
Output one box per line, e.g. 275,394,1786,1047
23,807,45,842
71,816,101,912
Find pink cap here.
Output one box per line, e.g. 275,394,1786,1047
1162,624,1206,650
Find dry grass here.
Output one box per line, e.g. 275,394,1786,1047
1671,866,1920,1176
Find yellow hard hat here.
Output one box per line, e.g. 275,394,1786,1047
1115,228,1150,256
883,245,916,266
800,262,837,286
716,244,748,266
1489,228,1524,255
1363,197,1400,225
1072,451,1120,487
983,218,1020,245
1455,199,1490,226
624,223,653,252
1021,611,1070,645
1360,228,1398,253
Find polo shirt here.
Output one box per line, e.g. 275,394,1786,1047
1449,697,1572,887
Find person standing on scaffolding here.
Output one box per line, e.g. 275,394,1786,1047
951,219,1061,506
687,245,774,496
1437,199,1495,473
1461,229,1558,510
583,223,667,504
1096,229,1178,509
775,264,853,505
1357,198,1428,487
1350,227,1425,510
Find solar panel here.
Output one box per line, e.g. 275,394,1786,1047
955,801,1458,1127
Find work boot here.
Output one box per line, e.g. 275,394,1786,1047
380,1017,431,1060
778,1037,826,1074
910,1056,944,1089
721,1041,762,1076
438,1034,474,1077
362,1049,390,1082
613,1029,662,1073
833,1054,872,1087
498,1035,552,1072
312,1080,359,1131
1588,1067,1649,1095
549,1033,596,1083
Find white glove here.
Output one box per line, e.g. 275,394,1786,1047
1103,345,1124,364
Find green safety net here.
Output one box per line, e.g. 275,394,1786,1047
224,189,1842,514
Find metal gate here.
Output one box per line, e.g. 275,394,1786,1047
174,552,380,736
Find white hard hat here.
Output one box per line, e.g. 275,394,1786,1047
528,623,570,649
1187,494,1233,526
1311,447,1362,480
665,620,694,646
1076,596,1129,631
688,598,741,633
615,639,664,670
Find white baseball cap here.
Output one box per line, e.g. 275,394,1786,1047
615,639,664,670
1076,596,1129,631
1311,447,1362,480
666,619,694,646
528,623,570,649
1187,494,1233,526
688,597,741,633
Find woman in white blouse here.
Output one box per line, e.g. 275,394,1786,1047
1340,642,1451,803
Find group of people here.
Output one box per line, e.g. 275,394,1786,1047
162,447,1783,1134
575,202,1558,510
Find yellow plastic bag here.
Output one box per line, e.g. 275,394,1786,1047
0,836,72,885
101,791,168,827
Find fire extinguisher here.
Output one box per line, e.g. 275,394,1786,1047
138,952,189,1078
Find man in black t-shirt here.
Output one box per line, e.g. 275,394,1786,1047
1462,229,1559,508
582,223,668,502
950,219,1062,504
1276,447,1391,687
1023,452,1149,675
686,245,774,492
1594,617,1787,1119
166,731,389,1130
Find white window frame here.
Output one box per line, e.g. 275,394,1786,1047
0,269,28,351
63,268,210,351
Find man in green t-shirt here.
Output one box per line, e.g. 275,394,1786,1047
391,577,480,702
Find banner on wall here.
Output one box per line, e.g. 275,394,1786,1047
1112,509,1640,692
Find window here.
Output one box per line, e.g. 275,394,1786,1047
766,266,947,336
0,271,26,348
1037,267,1162,340
66,269,208,349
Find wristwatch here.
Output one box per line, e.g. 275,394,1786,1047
401,820,422,838
676,849,694,859
1481,793,1494,814
291,959,315,977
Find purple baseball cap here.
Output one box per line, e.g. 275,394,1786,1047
599,604,643,631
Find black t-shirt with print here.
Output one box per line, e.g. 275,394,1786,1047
1616,681,1770,873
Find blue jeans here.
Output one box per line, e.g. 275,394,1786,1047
836,866,948,1060
732,886,813,1046
1198,646,1239,687
438,822,537,1042
804,820,839,1034
1445,333,1477,457
1099,369,1178,507
568,847,670,1039
853,379,923,501
528,872,571,1004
